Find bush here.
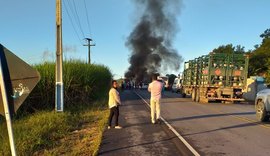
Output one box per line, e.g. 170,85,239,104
17,60,112,115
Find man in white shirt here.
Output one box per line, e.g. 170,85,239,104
148,74,163,124
108,80,122,129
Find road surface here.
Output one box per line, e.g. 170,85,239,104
99,89,270,156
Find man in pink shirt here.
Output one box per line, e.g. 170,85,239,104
148,74,163,124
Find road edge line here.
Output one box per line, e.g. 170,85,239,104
134,91,200,156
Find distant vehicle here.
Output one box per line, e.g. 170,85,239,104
172,78,182,93
255,88,270,122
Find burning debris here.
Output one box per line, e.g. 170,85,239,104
125,0,183,82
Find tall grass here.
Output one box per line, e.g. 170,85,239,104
0,60,112,155
17,60,112,115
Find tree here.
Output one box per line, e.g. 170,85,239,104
212,44,245,54
248,28,270,83
260,28,270,39
212,44,234,54
234,45,246,53
248,52,269,76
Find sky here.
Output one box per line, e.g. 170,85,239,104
0,0,270,79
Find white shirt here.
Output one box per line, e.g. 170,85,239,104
108,88,121,108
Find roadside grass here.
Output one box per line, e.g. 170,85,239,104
0,100,109,156
0,60,112,155
38,106,109,155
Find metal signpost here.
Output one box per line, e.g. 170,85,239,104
0,44,40,155
0,58,16,156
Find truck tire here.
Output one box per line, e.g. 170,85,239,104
256,100,269,122
195,88,200,102
192,89,196,101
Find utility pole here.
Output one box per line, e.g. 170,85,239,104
56,0,64,112
84,38,95,64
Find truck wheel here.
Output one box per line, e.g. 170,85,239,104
256,101,269,122
195,89,200,102
192,89,196,101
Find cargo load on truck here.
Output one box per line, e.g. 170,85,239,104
181,52,249,103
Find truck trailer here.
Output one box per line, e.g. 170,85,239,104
181,52,249,103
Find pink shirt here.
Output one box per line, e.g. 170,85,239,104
148,80,163,100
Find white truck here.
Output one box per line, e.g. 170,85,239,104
172,78,182,93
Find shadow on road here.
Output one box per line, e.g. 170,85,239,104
99,136,177,155
167,111,256,123
183,121,266,136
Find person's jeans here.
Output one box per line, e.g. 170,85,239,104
150,99,160,123
108,106,119,126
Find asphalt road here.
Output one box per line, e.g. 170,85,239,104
137,90,270,156
98,90,193,156
99,89,270,156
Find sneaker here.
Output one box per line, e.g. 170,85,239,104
115,126,123,129
152,121,156,124
108,126,111,129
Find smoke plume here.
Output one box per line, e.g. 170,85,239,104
125,0,183,82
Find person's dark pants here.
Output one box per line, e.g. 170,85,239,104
108,106,119,126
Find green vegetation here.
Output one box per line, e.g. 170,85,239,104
212,44,246,54
35,106,109,156
0,60,112,155
248,28,270,83
17,60,112,115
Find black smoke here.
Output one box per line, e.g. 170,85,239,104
125,0,183,82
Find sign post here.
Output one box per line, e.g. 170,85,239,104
0,60,16,156
0,44,41,155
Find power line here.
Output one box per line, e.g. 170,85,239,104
63,0,83,45
71,0,85,39
65,0,85,39
83,0,92,38
63,0,96,58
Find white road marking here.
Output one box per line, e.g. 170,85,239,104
134,91,200,156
